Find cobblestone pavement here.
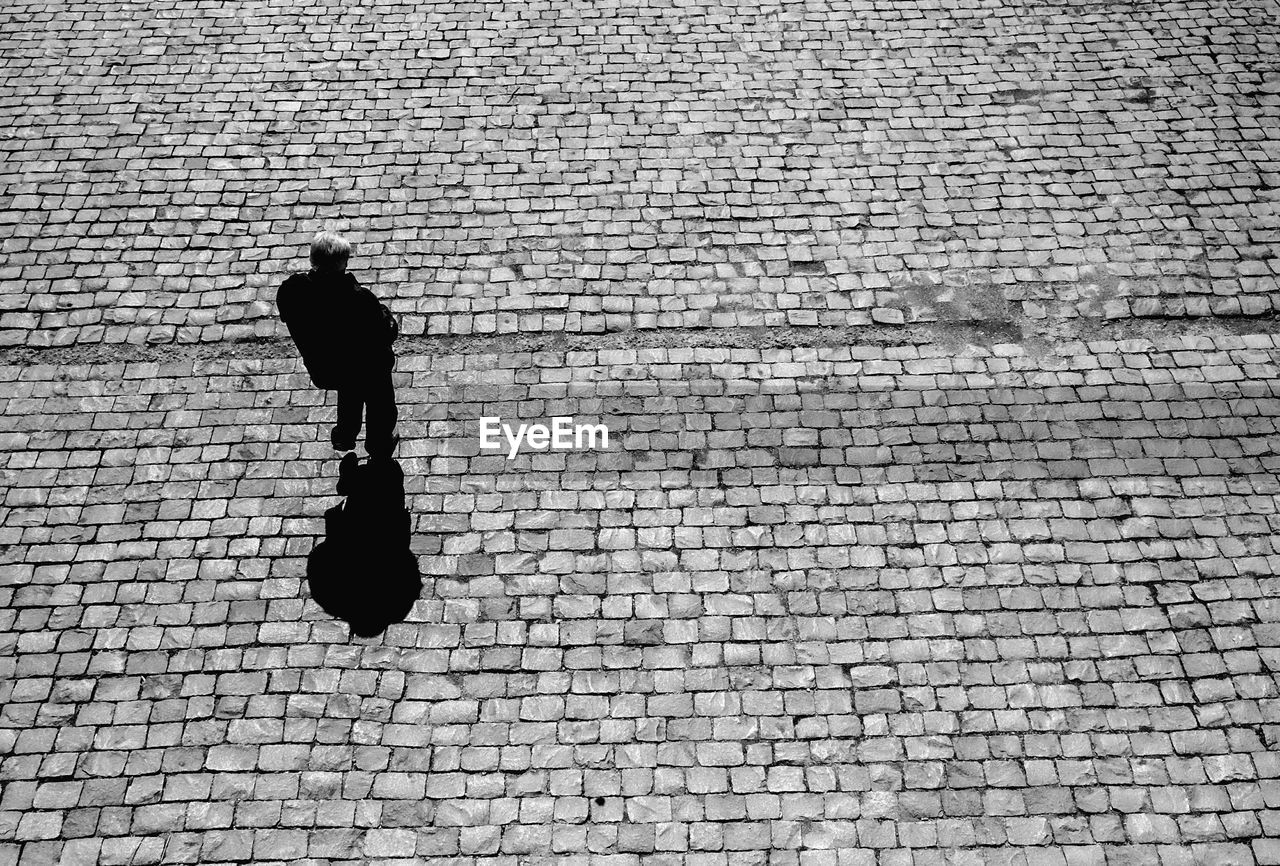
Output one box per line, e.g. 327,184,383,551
3,335,1280,863
1,0,1278,349
5,0,1280,862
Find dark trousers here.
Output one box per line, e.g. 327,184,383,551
333,368,397,454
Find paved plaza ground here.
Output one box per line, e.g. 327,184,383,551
1,0,1279,863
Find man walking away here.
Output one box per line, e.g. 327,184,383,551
277,231,400,457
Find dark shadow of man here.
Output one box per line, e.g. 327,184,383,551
307,454,421,637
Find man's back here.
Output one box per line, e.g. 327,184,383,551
277,269,395,389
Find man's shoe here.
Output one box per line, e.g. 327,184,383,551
331,427,356,452
335,452,361,496
366,434,400,458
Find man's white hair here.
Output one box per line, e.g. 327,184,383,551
310,231,352,272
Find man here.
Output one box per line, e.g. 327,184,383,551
277,231,400,456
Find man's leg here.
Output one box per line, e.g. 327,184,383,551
364,368,398,457
332,386,363,451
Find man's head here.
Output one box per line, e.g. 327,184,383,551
309,231,352,274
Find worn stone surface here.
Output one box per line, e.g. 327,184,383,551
2,334,1280,862
4,0,1280,860
1,0,1278,349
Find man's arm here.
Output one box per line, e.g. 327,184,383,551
277,275,326,374
353,281,398,346
276,274,307,324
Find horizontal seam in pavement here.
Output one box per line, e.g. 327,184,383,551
4,314,1280,367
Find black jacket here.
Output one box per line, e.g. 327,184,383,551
276,270,398,389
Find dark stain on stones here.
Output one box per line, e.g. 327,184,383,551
1001,86,1043,104
790,260,828,276
1122,86,1155,105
